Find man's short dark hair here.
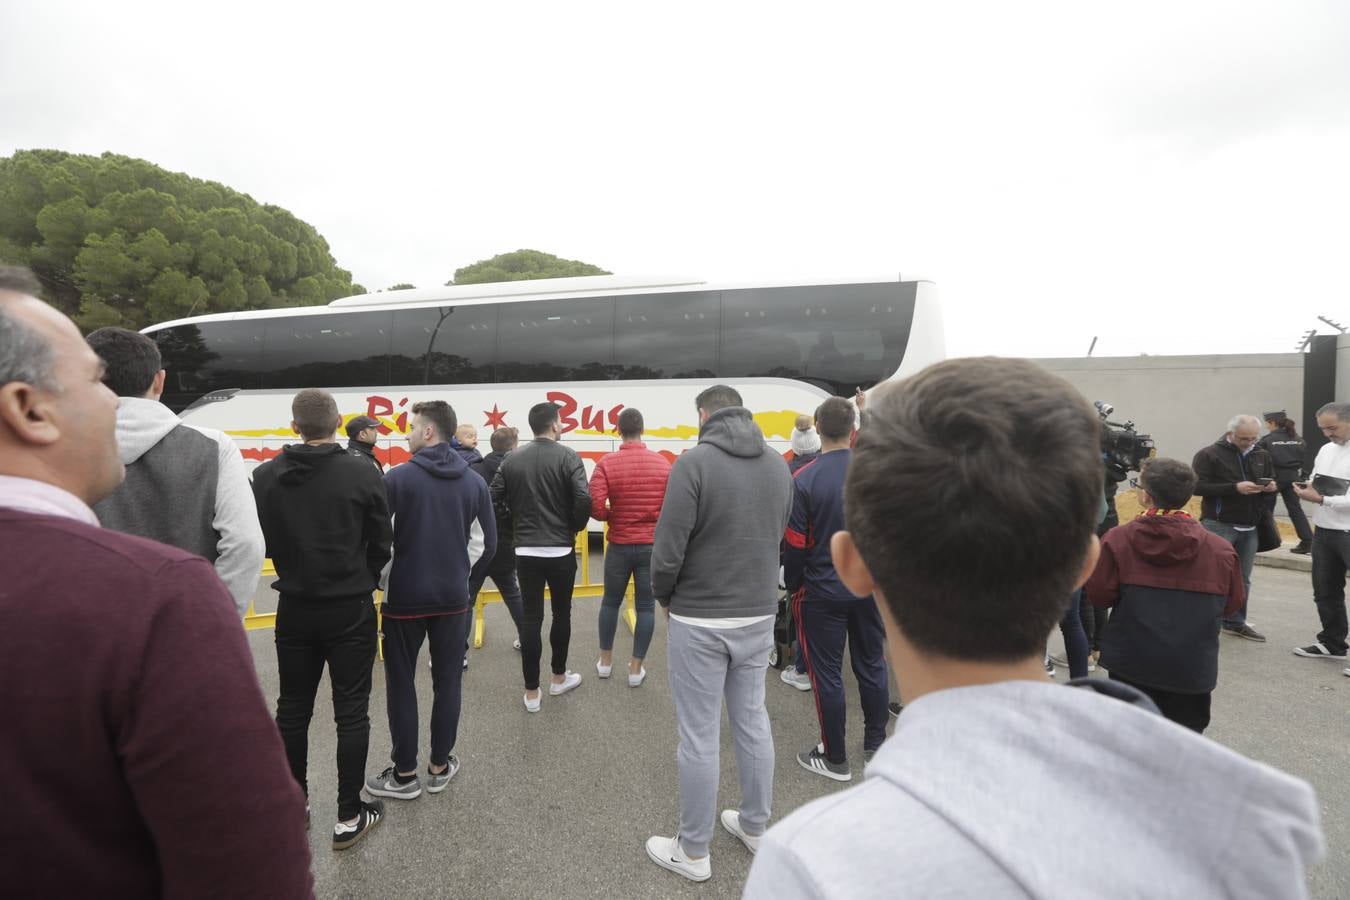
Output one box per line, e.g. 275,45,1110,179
695,384,742,416
815,397,854,441
529,402,561,436
0,265,43,297
86,327,162,398
292,389,340,441
617,407,644,438
489,427,517,453
1139,458,1195,510
844,357,1103,663
411,400,457,442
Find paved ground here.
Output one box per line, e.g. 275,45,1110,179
244,562,1348,899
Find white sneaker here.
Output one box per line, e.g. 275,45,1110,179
645,835,711,882
596,659,613,679
513,638,521,651
779,668,811,691
628,666,647,688
1344,667,1350,678
720,809,760,854
523,691,541,713
549,670,582,696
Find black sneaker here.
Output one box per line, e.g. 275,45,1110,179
863,748,878,764
1222,623,1266,642
333,800,384,851
1292,643,1348,660
796,744,851,782
1291,541,1312,555
888,701,903,718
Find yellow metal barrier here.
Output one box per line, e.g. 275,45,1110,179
244,532,639,653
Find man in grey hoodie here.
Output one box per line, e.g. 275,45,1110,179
87,327,264,614
645,384,793,884
743,358,1325,899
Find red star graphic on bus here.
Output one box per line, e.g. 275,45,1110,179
483,403,508,429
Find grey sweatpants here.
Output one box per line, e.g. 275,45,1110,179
667,615,775,858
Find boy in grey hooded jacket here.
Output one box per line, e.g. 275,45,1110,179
743,358,1323,900
88,328,263,614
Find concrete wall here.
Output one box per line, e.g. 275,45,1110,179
1036,353,1305,464
1337,335,1350,402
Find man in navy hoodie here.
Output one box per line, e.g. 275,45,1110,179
786,397,890,782
366,400,496,801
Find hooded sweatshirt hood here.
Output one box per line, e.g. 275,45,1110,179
276,442,346,485
450,437,483,466
747,679,1324,899
113,397,182,464
410,441,469,480
698,407,767,459
1125,513,1203,566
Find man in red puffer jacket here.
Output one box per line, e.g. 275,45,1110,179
590,407,672,686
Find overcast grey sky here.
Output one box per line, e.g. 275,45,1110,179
3,1,1348,358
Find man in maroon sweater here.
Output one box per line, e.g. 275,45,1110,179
0,269,314,898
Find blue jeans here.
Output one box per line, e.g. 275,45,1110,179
1201,519,1256,625
598,543,655,660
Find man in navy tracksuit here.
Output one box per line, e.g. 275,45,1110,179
365,400,496,801
785,397,891,783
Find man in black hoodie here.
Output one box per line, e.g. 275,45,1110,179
365,400,496,801
1192,414,1277,643
252,389,393,850
468,427,525,652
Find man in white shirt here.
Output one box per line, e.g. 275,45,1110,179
1292,401,1350,666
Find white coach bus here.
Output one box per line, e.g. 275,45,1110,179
143,275,943,481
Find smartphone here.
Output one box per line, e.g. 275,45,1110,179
1293,481,1309,489
1256,477,1273,486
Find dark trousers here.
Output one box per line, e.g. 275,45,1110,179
1109,672,1212,733
381,612,470,773
517,554,577,690
469,563,526,644
1080,590,1108,651
1311,527,1350,655
1269,481,1314,544
274,594,377,821
1059,589,1090,678
796,593,890,763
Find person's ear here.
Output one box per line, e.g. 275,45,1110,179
1073,534,1102,590
290,420,301,436
149,369,166,400
831,531,877,598
0,381,61,446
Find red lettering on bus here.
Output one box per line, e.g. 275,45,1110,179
547,390,580,433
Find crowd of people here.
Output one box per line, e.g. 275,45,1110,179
0,262,1333,897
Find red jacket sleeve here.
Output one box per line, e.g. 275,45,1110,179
589,457,611,521
1085,539,1121,608
121,559,314,899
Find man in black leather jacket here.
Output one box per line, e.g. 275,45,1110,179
490,404,591,711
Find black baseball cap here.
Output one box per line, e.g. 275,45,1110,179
345,415,381,439
1262,410,1287,421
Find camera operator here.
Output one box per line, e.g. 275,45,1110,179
1192,414,1277,642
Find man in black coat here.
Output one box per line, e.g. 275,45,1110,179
1192,414,1277,642
345,415,384,471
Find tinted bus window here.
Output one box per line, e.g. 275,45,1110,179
720,283,914,394
391,305,497,386
155,320,264,412
495,297,614,382
260,311,392,389
614,291,719,379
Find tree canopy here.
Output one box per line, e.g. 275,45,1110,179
0,149,364,331
449,249,609,285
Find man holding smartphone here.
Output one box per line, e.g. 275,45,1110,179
1192,414,1276,642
